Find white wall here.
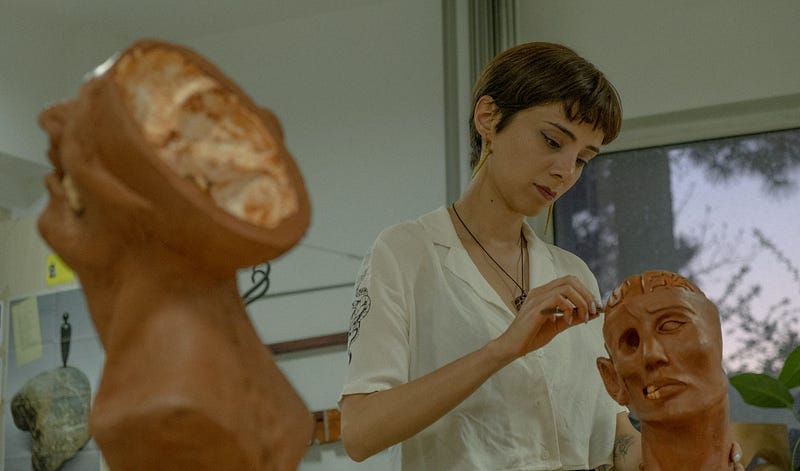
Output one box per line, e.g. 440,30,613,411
0,8,130,166
516,0,800,151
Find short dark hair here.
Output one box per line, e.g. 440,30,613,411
469,42,622,168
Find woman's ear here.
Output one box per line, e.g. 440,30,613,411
596,357,630,406
473,95,498,143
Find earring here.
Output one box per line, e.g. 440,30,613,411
471,143,492,179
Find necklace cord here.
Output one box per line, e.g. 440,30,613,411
451,203,528,309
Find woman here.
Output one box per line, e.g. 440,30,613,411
340,42,742,470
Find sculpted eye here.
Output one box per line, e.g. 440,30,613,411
619,328,640,353
660,320,685,332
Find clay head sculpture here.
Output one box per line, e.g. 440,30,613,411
38,39,310,274
596,270,732,470
38,39,312,470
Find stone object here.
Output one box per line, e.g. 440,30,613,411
11,366,91,471
37,39,313,470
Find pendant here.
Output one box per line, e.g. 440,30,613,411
513,292,527,311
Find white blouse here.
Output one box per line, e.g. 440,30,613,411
342,206,624,470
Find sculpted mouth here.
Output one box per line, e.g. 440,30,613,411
62,174,85,214
644,385,662,400
643,382,684,400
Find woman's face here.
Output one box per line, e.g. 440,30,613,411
482,101,604,217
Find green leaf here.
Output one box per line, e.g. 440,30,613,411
729,373,794,409
778,345,800,389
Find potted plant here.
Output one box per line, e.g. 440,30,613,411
730,345,800,470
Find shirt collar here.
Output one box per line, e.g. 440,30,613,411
420,206,553,260
418,206,459,247
419,206,557,312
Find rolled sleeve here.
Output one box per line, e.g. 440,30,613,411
341,234,413,399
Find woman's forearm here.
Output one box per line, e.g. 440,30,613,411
340,339,513,461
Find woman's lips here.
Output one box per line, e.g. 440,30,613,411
535,184,556,201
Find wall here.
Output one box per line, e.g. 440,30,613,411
0,8,130,167
516,0,800,151
1,1,445,470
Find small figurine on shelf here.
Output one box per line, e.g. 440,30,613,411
60,312,71,368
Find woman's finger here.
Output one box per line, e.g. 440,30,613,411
535,286,598,325
532,276,599,314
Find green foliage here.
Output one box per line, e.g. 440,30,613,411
729,345,800,412
729,372,795,409
779,346,800,390
730,345,800,471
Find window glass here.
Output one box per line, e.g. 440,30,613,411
555,128,800,375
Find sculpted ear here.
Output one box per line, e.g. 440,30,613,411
596,357,630,406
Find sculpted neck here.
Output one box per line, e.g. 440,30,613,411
639,397,732,471
78,246,242,348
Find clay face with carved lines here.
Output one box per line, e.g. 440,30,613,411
600,272,728,424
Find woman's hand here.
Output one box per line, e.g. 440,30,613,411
730,441,744,471
491,275,601,360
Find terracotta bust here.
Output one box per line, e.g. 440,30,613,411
596,270,733,471
37,40,313,470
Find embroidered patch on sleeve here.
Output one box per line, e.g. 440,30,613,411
347,267,371,364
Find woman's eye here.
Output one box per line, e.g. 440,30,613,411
541,133,560,149
576,158,588,168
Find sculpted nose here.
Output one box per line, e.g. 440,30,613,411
39,101,73,138
642,337,669,369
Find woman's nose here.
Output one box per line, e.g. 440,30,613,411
549,153,576,179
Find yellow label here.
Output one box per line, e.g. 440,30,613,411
46,254,75,286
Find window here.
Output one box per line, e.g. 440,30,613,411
555,128,800,375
